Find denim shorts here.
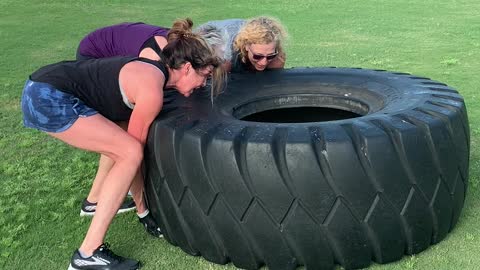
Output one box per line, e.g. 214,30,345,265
21,79,98,133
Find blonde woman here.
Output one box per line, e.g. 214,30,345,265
195,16,287,72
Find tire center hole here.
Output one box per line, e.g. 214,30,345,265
241,107,361,123
233,95,369,123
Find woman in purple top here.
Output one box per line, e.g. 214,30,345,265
75,22,171,217
76,22,170,61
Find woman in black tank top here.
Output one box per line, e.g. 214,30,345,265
21,18,225,270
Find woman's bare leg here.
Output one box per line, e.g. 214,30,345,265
86,121,128,203
129,170,146,213
86,154,114,203
49,115,143,255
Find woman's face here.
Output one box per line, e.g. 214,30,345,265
246,42,278,71
176,64,213,97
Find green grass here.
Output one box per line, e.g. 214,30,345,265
1,0,480,269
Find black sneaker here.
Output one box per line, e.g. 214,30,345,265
68,243,140,270
80,198,136,217
139,213,163,238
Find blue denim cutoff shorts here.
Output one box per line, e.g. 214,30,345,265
21,79,98,133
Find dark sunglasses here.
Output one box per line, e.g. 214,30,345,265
251,51,278,61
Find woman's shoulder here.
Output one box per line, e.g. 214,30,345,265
121,59,166,83
119,60,166,103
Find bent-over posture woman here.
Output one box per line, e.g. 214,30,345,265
21,18,224,270
76,22,169,61
76,21,226,216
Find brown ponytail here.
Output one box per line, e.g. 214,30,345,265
164,18,226,96
167,18,194,43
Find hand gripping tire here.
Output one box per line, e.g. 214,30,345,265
144,68,469,270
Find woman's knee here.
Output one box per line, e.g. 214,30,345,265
114,139,143,165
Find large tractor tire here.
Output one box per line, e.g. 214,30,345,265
144,68,469,270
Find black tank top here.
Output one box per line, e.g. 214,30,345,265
29,57,169,121
140,36,163,57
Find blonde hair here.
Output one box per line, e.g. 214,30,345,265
163,18,226,96
233,16,287,63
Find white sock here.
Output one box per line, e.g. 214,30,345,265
137,209,150,219
78,249,91,258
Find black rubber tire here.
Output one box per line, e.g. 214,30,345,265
144,67,469,270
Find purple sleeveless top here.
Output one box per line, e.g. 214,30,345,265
78,22,169,58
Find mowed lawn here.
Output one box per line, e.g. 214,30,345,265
1,0,480,269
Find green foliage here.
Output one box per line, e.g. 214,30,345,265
1,0,479,269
